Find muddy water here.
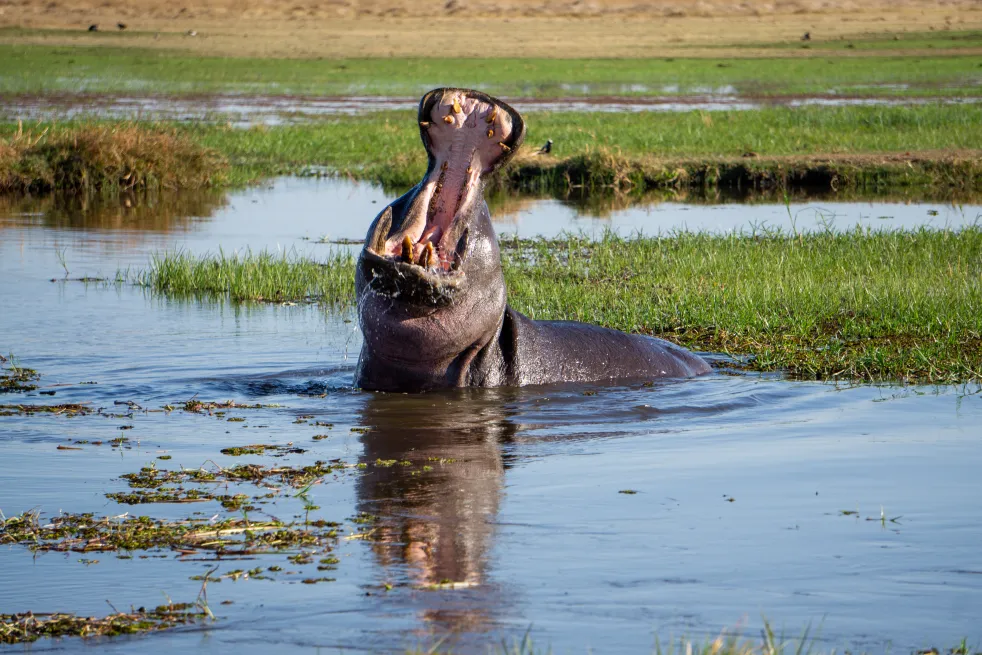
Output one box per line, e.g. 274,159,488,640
3,93,980,125
1,179,981,653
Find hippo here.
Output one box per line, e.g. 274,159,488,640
355,88,710,392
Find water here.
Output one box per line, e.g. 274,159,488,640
4,93,980,126
1,179,981,653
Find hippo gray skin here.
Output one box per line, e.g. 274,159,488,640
355,88,711,392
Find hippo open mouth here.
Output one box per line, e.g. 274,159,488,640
362,88,525,288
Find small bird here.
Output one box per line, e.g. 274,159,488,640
117,22,127,30
536,139,553,155
801,32,811,41
186,29,197,37
88,24,98,31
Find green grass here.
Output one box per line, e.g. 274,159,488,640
134,249,356,303
3,103,982,195
2,42,981,97
136,227,982,384
140,103,982,191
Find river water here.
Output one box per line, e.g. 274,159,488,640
1,179,980,653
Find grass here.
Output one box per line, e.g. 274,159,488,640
2,39,982,97
135,227,982,384
3,103,982,195
170,103,982,194
0,122,226,194
134,249,355,302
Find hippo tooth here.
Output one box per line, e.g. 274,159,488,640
498,142,511,152
441,161,448,171
487,129,494,139
443,115,454,124
401,236,413,262
419,121,430,129
420,242,435,268
485,108,497,124
452,98,462,114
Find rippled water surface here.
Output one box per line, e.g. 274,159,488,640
1,179,981,653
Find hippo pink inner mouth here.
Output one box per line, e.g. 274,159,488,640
381,91,515,272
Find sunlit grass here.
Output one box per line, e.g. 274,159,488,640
134,249,355,303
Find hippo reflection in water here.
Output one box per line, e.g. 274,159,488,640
355,88,710,392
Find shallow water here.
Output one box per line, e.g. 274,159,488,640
3,93,980,125
1,180,981,653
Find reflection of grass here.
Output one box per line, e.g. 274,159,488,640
2,43,982,97
139,227,982,383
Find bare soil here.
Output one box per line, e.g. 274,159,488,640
1,0,980,58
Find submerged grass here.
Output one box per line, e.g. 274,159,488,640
138,227,982,383
0,122,227,194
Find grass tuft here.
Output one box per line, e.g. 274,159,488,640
134,249,355,303
0,122,227,194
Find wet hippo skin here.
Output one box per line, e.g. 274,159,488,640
355,88,711,392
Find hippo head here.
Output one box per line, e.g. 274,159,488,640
355,89,526,390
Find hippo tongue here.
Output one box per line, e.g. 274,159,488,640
384,89,520,270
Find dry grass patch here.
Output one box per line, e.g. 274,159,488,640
0,123,227,194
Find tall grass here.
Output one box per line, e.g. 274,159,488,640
136,249,355,303
137,228,982,383
0,123,227,194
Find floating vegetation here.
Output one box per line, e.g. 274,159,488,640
0,602,211,645
0,354,40,393
0,403,92,416
0,510,342,556
163,399,281,414
220,444,306,457
119,460,348,493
